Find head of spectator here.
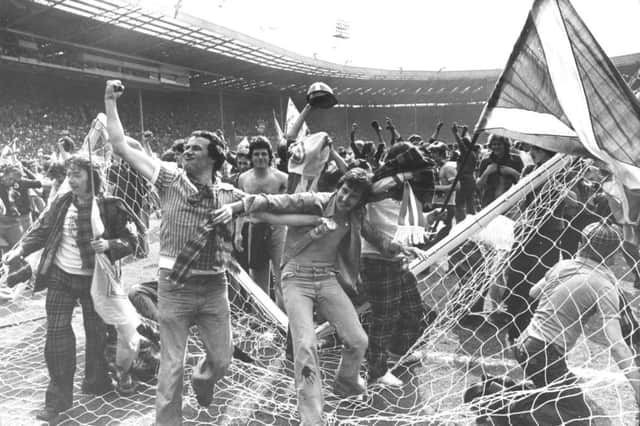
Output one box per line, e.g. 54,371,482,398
21,159,37,174
336,146,347,158
428,141,448,165
317,160,344,192
185,130,226,179
450,150,461,162
487,134,510,161
46,161,67,185
0,162,21,186
529,145,555,166
362,141,376,158
348,158,372,172
408,134,423,145
335,167,372,213
160,150,177,162
344,148,355,165
578,221,621,265
249,136,273,170
171,138,185,167
236,151,251,174
354,139,365,153
171,139,185,154
65,154,103,197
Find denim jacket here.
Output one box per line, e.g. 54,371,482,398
242,192,400,292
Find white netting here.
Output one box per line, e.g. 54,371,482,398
1,149,639,424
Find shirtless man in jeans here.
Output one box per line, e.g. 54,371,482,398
211,168,414,426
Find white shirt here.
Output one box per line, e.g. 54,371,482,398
54,203,93,276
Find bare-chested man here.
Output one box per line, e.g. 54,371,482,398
237,136,288,306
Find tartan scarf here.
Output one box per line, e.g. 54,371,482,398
168,214,235,288
73,196,95,270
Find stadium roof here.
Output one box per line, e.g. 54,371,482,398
2,0,640,105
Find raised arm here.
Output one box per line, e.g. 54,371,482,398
285,103,313,142
104,80,158,181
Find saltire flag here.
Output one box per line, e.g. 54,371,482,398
287,132,331,193
475,0,640,224
285,98,309,142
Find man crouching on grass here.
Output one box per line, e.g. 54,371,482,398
209,166,417,426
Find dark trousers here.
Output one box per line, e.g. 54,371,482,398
360,257,426,379
515,336,591,425
44,265,110,411
455,175,476,222
504,236,559,341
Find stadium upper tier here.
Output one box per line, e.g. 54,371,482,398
1,0,639,105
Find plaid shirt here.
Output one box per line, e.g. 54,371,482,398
152,163,244,287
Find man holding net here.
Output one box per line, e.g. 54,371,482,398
517,221,640,422
104,80,246,426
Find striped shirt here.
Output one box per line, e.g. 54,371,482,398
152,163,245,272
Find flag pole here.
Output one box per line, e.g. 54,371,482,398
428,9,536,236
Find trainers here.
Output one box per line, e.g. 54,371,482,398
333,375,367,398
191,359,215,407
35,407,61,422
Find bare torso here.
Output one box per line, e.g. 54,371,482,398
238,167,288,195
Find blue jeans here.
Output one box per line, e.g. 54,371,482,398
282,263,368,426
156,269,232,426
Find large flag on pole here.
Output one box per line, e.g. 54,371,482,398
285,98,309,142
475,0,640,224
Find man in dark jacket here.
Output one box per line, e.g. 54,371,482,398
2,154,138,422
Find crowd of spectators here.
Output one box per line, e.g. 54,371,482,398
1,70,487,159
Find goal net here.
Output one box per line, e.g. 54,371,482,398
0,140,638,424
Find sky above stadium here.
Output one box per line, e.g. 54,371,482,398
144,0,640,71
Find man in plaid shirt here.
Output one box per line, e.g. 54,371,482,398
105,80,245,426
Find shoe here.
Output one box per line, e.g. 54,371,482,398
370,370,403,387
191,358,215,407
35,407,61,422
333,375,367,398
113,367,137,396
